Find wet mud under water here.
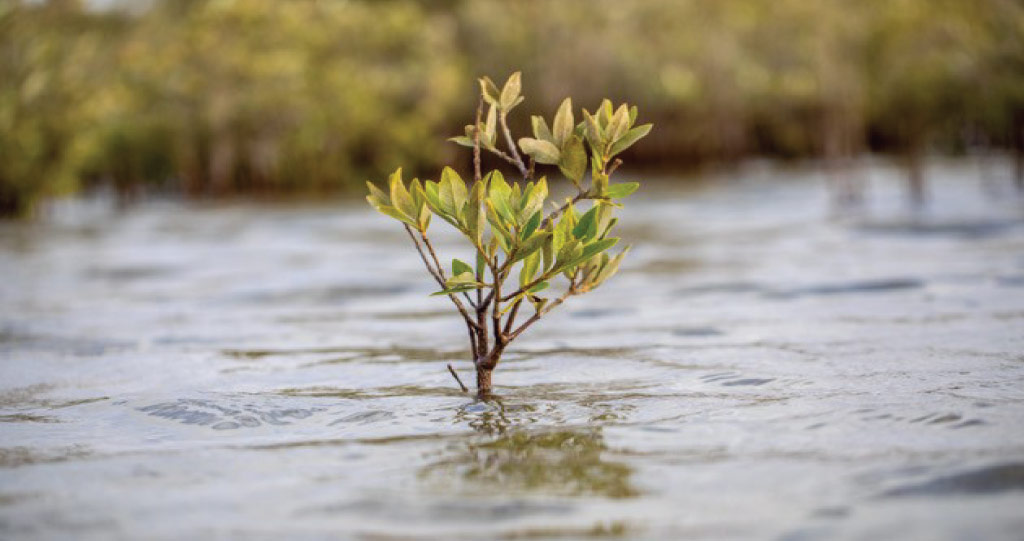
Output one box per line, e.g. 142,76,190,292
1,160,1023,539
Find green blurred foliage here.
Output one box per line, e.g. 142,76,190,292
1,0,1022,216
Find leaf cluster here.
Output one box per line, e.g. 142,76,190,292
368,72,650,365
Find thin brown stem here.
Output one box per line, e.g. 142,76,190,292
405,225,482,332
498,111,529,180
473,97,483,183
502,298,522,336
507,282,577,342
447,364,469,392
404,225,444,286
543,191,590,228
607,158,623,176
487,147,522,169
500,272,551,302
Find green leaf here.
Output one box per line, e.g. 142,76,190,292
476,250,487,278
463,182,485,242
528,281,550,293
448,136,474,148
552,97,574,147
554,239,582,269
607,104,630,142
520,177,547,220
513,232,551,263
519,251,539,286
430,284,482,296
573,206,599,241
370,202,416,226
364,180,387,203
578,237,618,263
628,105,638,126
558,135,587,184
452,258,473,276
541,232,554,271
484,103,497,146
608,124,652,156
388,168,416,219
531,115,553,143
417,204,431,232
599,99,614,128
442,167,467,216
605,182,640,199
479,76,500,105
500,71,522,111
582,109,603,149
518,138,561,165
521,210,542,240
485,199,514,252
593,246,630,286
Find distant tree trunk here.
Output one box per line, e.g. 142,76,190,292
1015,117,1024,192
905,136,927,207
822,105,865,213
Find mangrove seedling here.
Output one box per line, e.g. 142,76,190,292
366,72,651,396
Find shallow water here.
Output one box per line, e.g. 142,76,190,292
1,159,1023,540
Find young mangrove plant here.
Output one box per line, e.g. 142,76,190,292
366,72,651,396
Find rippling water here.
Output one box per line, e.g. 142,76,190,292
2,160,1023,539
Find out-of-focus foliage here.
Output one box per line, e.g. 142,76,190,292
2,0,1023,216
0,0,463,215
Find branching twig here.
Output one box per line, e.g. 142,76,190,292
405,225,482,331
498,112,529,180
507,287,575,342
543,191,590,228
502,298,522,337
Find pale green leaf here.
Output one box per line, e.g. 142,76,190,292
608,124,652,156
558,135,587,184
605,182,640,199
500,71,522,111
518,138,561,165
552,97,574,147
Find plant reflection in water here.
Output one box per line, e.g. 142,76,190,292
422,396,637,499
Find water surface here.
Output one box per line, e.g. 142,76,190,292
2,160,1023,539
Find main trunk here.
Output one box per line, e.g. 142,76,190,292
475,365,493,396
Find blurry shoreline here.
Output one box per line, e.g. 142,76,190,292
2,0,1022,216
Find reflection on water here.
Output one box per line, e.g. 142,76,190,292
1,162,1023,539
422,426,637,499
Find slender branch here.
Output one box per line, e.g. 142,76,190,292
473,96,483,183
405,225,482,331
607,158,623,176
498,111,529,179
500,271,551,302
476,146,524,171
507,281,577,342
502,298,523,337
404,224,445,286
543,191,590,228
491,264,504,348
447,364,469,392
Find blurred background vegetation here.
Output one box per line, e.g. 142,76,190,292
2,0,1022,216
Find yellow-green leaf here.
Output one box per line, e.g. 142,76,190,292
606,182,640,199
552,97,574,147
558,135,587,184
518,137,561,165
609,124,652,157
